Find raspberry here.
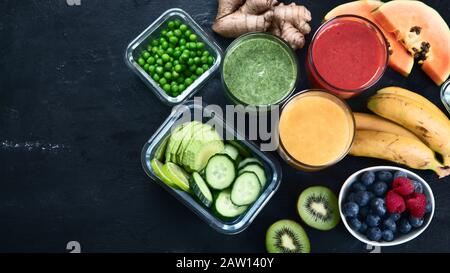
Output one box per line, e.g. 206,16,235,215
385,190,406,214
392,177,415,196
406,193,427,218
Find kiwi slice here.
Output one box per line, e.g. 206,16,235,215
266,219,310,253
297,186,340,231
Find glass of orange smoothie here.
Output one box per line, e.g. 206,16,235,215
278,90,355,171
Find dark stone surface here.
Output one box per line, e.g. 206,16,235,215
0,0,449,252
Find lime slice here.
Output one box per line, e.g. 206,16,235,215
162,162,190,192
150,158,177,188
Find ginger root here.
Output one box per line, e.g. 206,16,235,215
212,0,312,50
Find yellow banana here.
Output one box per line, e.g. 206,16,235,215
368,93,450,166
349,130,450,178
376,86,449,122
354,112,420,141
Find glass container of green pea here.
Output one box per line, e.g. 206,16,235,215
125,8,223,106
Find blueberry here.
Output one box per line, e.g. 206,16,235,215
389,213,401,222
412,180,423,193
349,218,362,231
377,171,393,182
361,171,375,186
372,181,388,197
382,229,395,242
367,191,375,201
352,182,367,192
393,170,408,179
359,207,370,219
398,218,412,234
409,216,424,228
360,223,368,233
370,198,386,216
383,218,397,232
366,214,381,227
347,192,356,202
425,202,432,213
354,191,370,207
342,202,359,218
367,227,382,241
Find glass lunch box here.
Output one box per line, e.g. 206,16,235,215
141,100,282,234
125,8,223,106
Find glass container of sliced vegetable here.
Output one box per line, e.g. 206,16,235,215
141,100,282,234
125,8,222,106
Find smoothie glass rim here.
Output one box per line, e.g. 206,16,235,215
221,32,299,109
308,15,389,94
278,89,356,170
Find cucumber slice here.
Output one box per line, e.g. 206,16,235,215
161,162,190,192
154,135,169,162
205,154,236,190
150,158,177,188
238,164,267,187
190,172,213,207
215,189,248,218
231,172,261,206
222,144,239,161
237,157,263,169
227,140,252,158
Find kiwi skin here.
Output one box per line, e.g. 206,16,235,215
266,219,310,253
297,186,340,231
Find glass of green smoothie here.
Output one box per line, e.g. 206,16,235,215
221,33,299,110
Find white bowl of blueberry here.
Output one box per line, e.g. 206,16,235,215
339,166,435,247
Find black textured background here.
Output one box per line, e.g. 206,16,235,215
0,0,449,253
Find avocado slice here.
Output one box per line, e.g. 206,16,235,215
174,121,203,164
164,123,185,163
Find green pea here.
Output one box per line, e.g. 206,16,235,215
166,30,174,37
156,58,164,66
142,51,150,59
190,51,196,58
147,56,155,64
159,37,167,44
189,34,197,42
171,84,179,94
184,30,192,38
191,75,198,80
179,38,186,46
164,71,172,80
187,42,195,50
174,19,181,27
180,24,188,32
157,49,165,56
185,77,193,86
137,57,145,66
163,83,171,93
143,63,149,71
161,29,168,36
180,45,186,51
166,47,174,56
177,76,185,84
196,42,205,50
174,29,182,37
161,54,170,62
179,84,186,91
194,57,201,64
151,40,159,47
161,41,169,49
173,51,182,59
156,66,164,75
151,47,159,54
195,67,204,75
164,62,173,70
152,73,160,81
167,20,175,29
200,56,208,64
207,56,214,65
174,64,183,72
187,58,194,66
202,64,209,71
189,65,197,72
159,77,167,85
169,36,178,45
173,60,180,65
146,45,152,52
148,65,156,73
172,71,180,79
180,53,190,63
202,51,210,57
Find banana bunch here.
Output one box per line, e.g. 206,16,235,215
350,87,450,178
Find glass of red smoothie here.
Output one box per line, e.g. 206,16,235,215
306,15,389,99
